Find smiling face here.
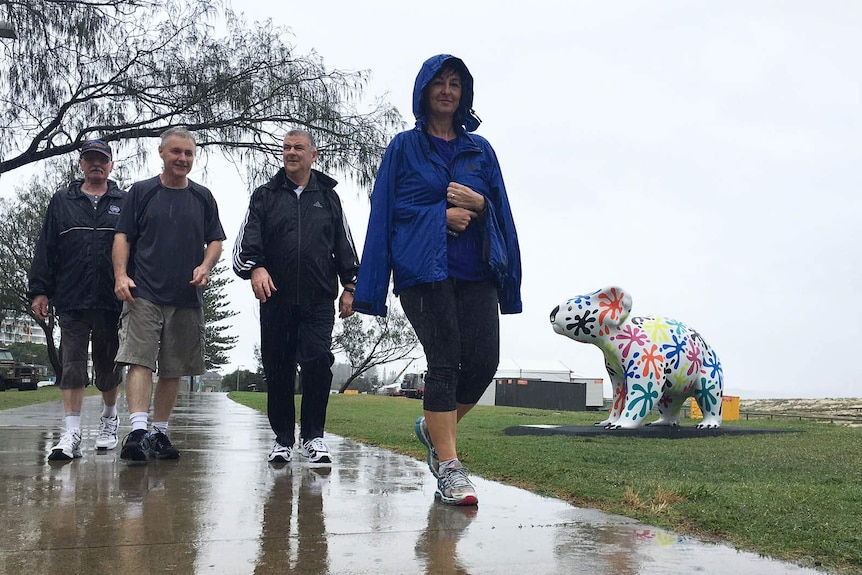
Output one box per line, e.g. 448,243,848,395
79,152,113,185
158,134,196,182
282,132,317,186
423,67,462,121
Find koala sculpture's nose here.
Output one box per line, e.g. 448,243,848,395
550,305,559,323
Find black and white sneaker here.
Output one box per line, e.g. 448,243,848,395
48,429,82,461
268,441,292,463
300,437,332,464
148,431,180,459
95,415,120,450
120,429,150,463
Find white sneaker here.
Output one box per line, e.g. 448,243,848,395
95,415,119,450
300,437,332,464
49,429,82,461
268,441,292,463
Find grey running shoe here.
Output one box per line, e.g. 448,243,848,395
148,431,180,459
300,437,332,464
48,429,82,461
95,415,119,450
120,429,150,463
415,416,440,477
268,441,292,463
436,464,478,506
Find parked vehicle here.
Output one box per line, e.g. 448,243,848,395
0,347,39,391
400,372,426,400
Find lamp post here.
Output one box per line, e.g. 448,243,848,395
236,365,243,392
0,22,16,40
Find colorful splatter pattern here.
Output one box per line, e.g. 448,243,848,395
550,286,723,429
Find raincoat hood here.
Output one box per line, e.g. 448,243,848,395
412,54,482,133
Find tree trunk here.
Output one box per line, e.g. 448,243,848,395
338,373,359,393
34,312,62,382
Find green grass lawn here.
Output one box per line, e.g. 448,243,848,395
0,385,100,409
232,392,861,575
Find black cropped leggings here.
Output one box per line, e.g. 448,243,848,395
399,279,499,412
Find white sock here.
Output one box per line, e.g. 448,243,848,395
64,413,81,432
129,412,149,432
152,421,168,435
101,403,118,418
439,458,462,473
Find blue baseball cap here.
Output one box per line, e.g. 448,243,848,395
80,139,113,159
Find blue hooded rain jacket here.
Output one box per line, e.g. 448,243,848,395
353,54,522,317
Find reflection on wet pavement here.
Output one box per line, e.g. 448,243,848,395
0,393,831,574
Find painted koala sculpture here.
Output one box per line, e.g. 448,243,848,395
550,286,723,429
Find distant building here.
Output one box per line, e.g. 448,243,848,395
479,359,605,411
1,315,48,345
199,371,223,392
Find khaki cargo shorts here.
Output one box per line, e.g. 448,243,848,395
115,298,206,378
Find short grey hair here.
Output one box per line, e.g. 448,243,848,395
160,126,196,147
286,129,316,151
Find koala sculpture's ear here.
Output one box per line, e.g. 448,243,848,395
597,286,632,328
618,289,632,325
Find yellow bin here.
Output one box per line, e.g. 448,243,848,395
690,396,739,421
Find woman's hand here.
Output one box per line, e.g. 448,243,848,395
446,182,486,213
446,206,478,233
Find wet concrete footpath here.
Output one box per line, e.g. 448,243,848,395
0,393,830,575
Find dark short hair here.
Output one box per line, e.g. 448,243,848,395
436,63,464,82
286,129,317,151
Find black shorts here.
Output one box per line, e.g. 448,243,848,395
57,310,122,391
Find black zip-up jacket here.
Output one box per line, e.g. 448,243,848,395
27,179,126,314
232,168,360,303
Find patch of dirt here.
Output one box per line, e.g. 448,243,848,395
738,398,862,426
740,398,862,416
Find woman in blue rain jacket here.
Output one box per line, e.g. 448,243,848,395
353,54,521,506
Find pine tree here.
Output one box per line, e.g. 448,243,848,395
203,262,238,370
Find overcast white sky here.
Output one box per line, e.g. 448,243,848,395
3,1,860,399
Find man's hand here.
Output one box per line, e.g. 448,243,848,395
190,265,211,288
339,288,355,319
114,274,137,303
251,267,277,303
31,295,49,321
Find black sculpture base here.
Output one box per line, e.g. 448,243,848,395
503,424,797,439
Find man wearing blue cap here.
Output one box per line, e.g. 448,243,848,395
29,138,127,461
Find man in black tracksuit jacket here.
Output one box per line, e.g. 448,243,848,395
232,129,359,465
28,139,126,460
